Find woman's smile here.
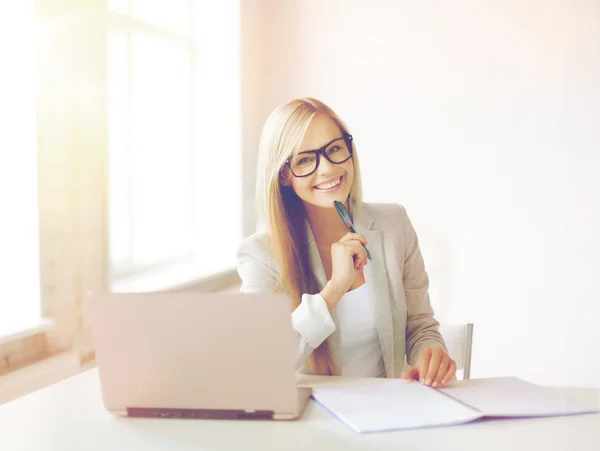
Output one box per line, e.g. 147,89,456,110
313,175,343,193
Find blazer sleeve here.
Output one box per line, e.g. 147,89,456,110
236,236,336,371
399,205,448,366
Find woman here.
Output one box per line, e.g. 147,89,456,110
237,98,456,388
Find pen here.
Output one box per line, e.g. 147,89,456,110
333,201,372,261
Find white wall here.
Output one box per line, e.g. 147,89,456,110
0,2,40,334
241,0,600,388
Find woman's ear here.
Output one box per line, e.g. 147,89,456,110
279,167,291,187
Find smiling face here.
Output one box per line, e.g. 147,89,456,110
286,113,354,210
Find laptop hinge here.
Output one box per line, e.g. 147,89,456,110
126,407,274,420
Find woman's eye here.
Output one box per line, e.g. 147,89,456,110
328,146,340,153
296,157,311,166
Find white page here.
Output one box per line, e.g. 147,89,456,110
439,377,600,418
311,379,483,433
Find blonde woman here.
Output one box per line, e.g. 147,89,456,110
236,98,456,388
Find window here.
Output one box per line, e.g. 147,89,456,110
0,1,42,338
107,1,242,291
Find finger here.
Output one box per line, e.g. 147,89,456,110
343,242,360,262
402,365,419,380
355,241,368,265
424,349,443,386
351,247,362,270
359,246,368,269
441,360,457,386
417,348,432,383
347,241,365,263
432,353,450,388
347,241,367,267
340,233,368,245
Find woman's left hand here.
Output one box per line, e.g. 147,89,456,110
401,347,456,388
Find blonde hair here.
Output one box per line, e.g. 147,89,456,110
255,98,363,375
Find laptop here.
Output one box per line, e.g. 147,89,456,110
87,291,312,420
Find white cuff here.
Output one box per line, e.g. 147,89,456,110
291,293,336,349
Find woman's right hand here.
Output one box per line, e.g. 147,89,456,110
321,233,369,310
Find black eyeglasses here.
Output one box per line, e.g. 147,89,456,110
286,134,353,178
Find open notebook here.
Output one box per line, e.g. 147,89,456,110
311,377,599,433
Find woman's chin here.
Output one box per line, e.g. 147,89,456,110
302,191,350,209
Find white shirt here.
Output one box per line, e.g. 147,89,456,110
291,282,385,377
336,283,385,377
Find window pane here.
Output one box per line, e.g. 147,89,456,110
130,31,192,266
107,30,131,271
131,0,188,34
192,0,242,274
0,0,40,332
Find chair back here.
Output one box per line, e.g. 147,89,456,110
438,323,473,379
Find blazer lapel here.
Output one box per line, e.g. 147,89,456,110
354,206,396,377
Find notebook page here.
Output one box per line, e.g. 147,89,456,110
439,377,600,418
311,379,483,433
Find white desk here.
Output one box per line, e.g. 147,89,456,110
1,369,599,451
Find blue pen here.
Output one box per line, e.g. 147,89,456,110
333,201,372,261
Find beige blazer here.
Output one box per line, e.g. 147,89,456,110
236,202,447,378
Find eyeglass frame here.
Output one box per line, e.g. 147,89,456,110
285,133,354,178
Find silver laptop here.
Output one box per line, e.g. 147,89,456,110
88,291,312,420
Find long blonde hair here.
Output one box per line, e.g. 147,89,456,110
255,98,363,375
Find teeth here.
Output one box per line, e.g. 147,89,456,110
315,177,341,190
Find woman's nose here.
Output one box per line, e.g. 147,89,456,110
317,154,336,176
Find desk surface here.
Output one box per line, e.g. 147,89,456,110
1,369,599,451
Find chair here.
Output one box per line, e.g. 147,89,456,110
438,323,474,379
